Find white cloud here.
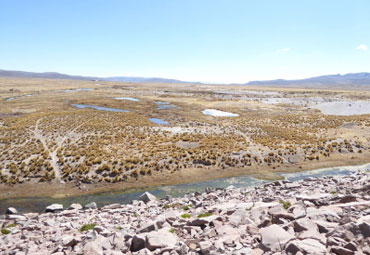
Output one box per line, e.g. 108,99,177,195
276,48,291,54
357,44,368,51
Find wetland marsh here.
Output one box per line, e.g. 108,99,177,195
0,77,369,200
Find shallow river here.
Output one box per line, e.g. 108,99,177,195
0,164,369,214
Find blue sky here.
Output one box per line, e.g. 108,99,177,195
0,0,369,83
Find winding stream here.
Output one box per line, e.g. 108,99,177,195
0,163,369,214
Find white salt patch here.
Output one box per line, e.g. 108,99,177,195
202,109,239,117
314,101,370,116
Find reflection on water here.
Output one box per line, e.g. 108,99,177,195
1,163,368,214
55,88,94,93
155,101,177,110
115,97,140,102
149,118,169,125
72,104,129,112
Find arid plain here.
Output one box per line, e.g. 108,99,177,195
1,77,369,199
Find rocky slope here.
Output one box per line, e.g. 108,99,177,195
1,171,369,255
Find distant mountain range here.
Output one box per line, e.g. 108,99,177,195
0,69,200,84
0,69,98,81
1,69,370,86
247,73,370,86
106,76,201,84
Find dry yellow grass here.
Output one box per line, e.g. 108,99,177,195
0,77,369,197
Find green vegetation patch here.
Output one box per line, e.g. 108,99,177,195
197,212,213,218
79,223,96,232
1,228,11,235
182,205,192,211
279,200,292,210
181,213,191,219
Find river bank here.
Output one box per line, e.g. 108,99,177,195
1,164,369,254
1,152,369,202
0,159,369,214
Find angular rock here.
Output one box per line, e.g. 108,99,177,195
286,239,326,255
294,218,319,232
135,248,153,255
45,204,63,213
83,241,103,255
62,235,80,246
138,192,157,204
66,203,82,210
229,209,248,226
7,214,27,221
337,195,357,204
131,234,147,252
103,203,121,209
314,220,339,233
146,228,178,251
138,221,157,233
358,221,370,238
331,246,355,255
190,215,221,226
269,206,295,223
6,207,18,215
344,242,357,252
95,235,112,250
260,224,294,251
84,202,97,209
199,240,213,254
215,224,240,243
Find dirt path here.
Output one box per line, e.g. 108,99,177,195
32,118,61,182
32,118,86,183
